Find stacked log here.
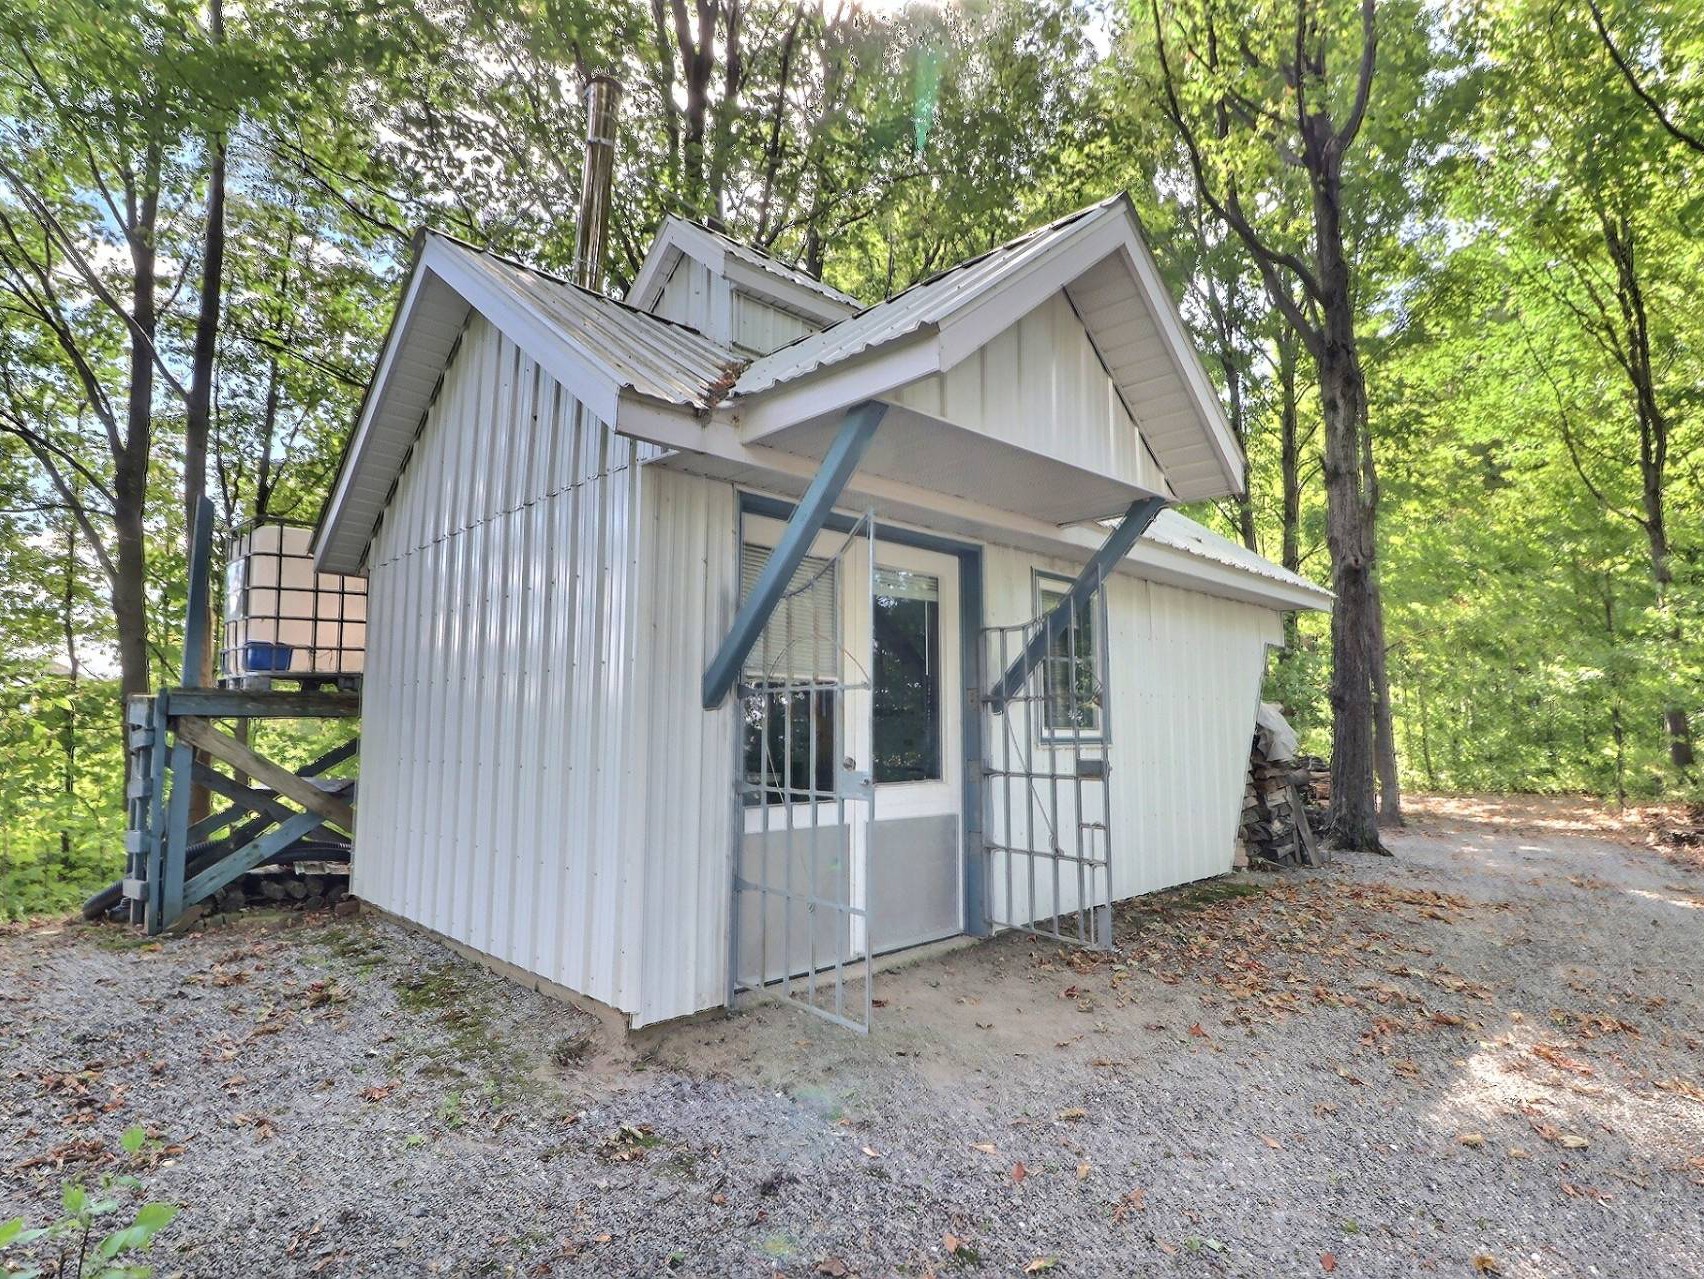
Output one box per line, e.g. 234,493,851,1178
1239,745,1330,869
206,867,352,916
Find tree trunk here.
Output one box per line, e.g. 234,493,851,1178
58,517,80,866
1314,190,1385,852
113,163,160,704
1277,328,1302,653
1368,574,1403,825
185,0,225,693
1600,211,1692,775
1318,349,1381,851
1217,326,1257,552
669,0,717,216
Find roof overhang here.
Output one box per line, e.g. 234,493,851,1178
729,196,1246,505
313,233,722,575
751,401,1152,526
615,404,1328,614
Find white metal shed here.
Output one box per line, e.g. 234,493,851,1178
314,195,1331,1030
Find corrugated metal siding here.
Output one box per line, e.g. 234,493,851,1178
890,292,1174,499
731,290,821,355
357,313,650,1015
626,468,740,1027
983,544,1281,913
654,257,717,336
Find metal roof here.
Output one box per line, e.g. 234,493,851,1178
313,232,742,574
734,198,1118,397
443,236,740,409
319,210,1296,600
1144,509,1328,599
681,219,862,310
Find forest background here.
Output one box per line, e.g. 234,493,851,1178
0,0,1698,912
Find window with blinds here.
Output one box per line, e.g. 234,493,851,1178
739,544,839,681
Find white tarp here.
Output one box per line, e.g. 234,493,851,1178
1254,702,1298,762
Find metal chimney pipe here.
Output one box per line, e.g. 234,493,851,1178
573,73,623,293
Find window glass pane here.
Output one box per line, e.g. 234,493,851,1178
740,542,842,806
742,686,836,806
873,570,941,782
1039,579,1100,736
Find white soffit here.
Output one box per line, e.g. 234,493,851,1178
760,404,1147,526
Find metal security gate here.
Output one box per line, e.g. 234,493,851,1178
728,512,877,1032
981,575,1114,949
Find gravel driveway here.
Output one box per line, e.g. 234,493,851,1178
3,796,1701,1278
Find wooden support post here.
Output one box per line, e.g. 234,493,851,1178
143,691,169,930
157,708,199,930
174,716,356,832
183,496,216,830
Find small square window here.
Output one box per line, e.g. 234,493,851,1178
1035,573,1103,740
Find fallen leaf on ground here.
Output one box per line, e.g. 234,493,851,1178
942,1232,965,1255
1112,1187,1147,1222
1558,1134,1590,1150
1472,1254,1501,1274
1320,1252,1338,1273
1024,1259,1057,1274
815,1258,851,1277
860,1146,881,1159
971,1142,998,1155
1011,1161,1028,1183
1458,1133,1484,1149
1654,1077,1704,1104
1058,1108,1087,1122
1188,1022,1208,1037
1260,1134,1282,1149
1076,1162,1091,1181
1533,1044,1593,1076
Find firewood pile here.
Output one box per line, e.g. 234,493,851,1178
1658,803,1704,848
1234,705,1330,870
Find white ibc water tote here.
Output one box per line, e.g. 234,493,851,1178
221,522,366,685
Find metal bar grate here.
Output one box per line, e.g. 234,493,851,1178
980,572,1114,950
729,510,877,1032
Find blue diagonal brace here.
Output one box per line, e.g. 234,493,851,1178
987,495,1167,713
702,400,888,709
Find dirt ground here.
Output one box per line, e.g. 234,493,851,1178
3,795,1702,1278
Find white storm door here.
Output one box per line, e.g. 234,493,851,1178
859,540,963,952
